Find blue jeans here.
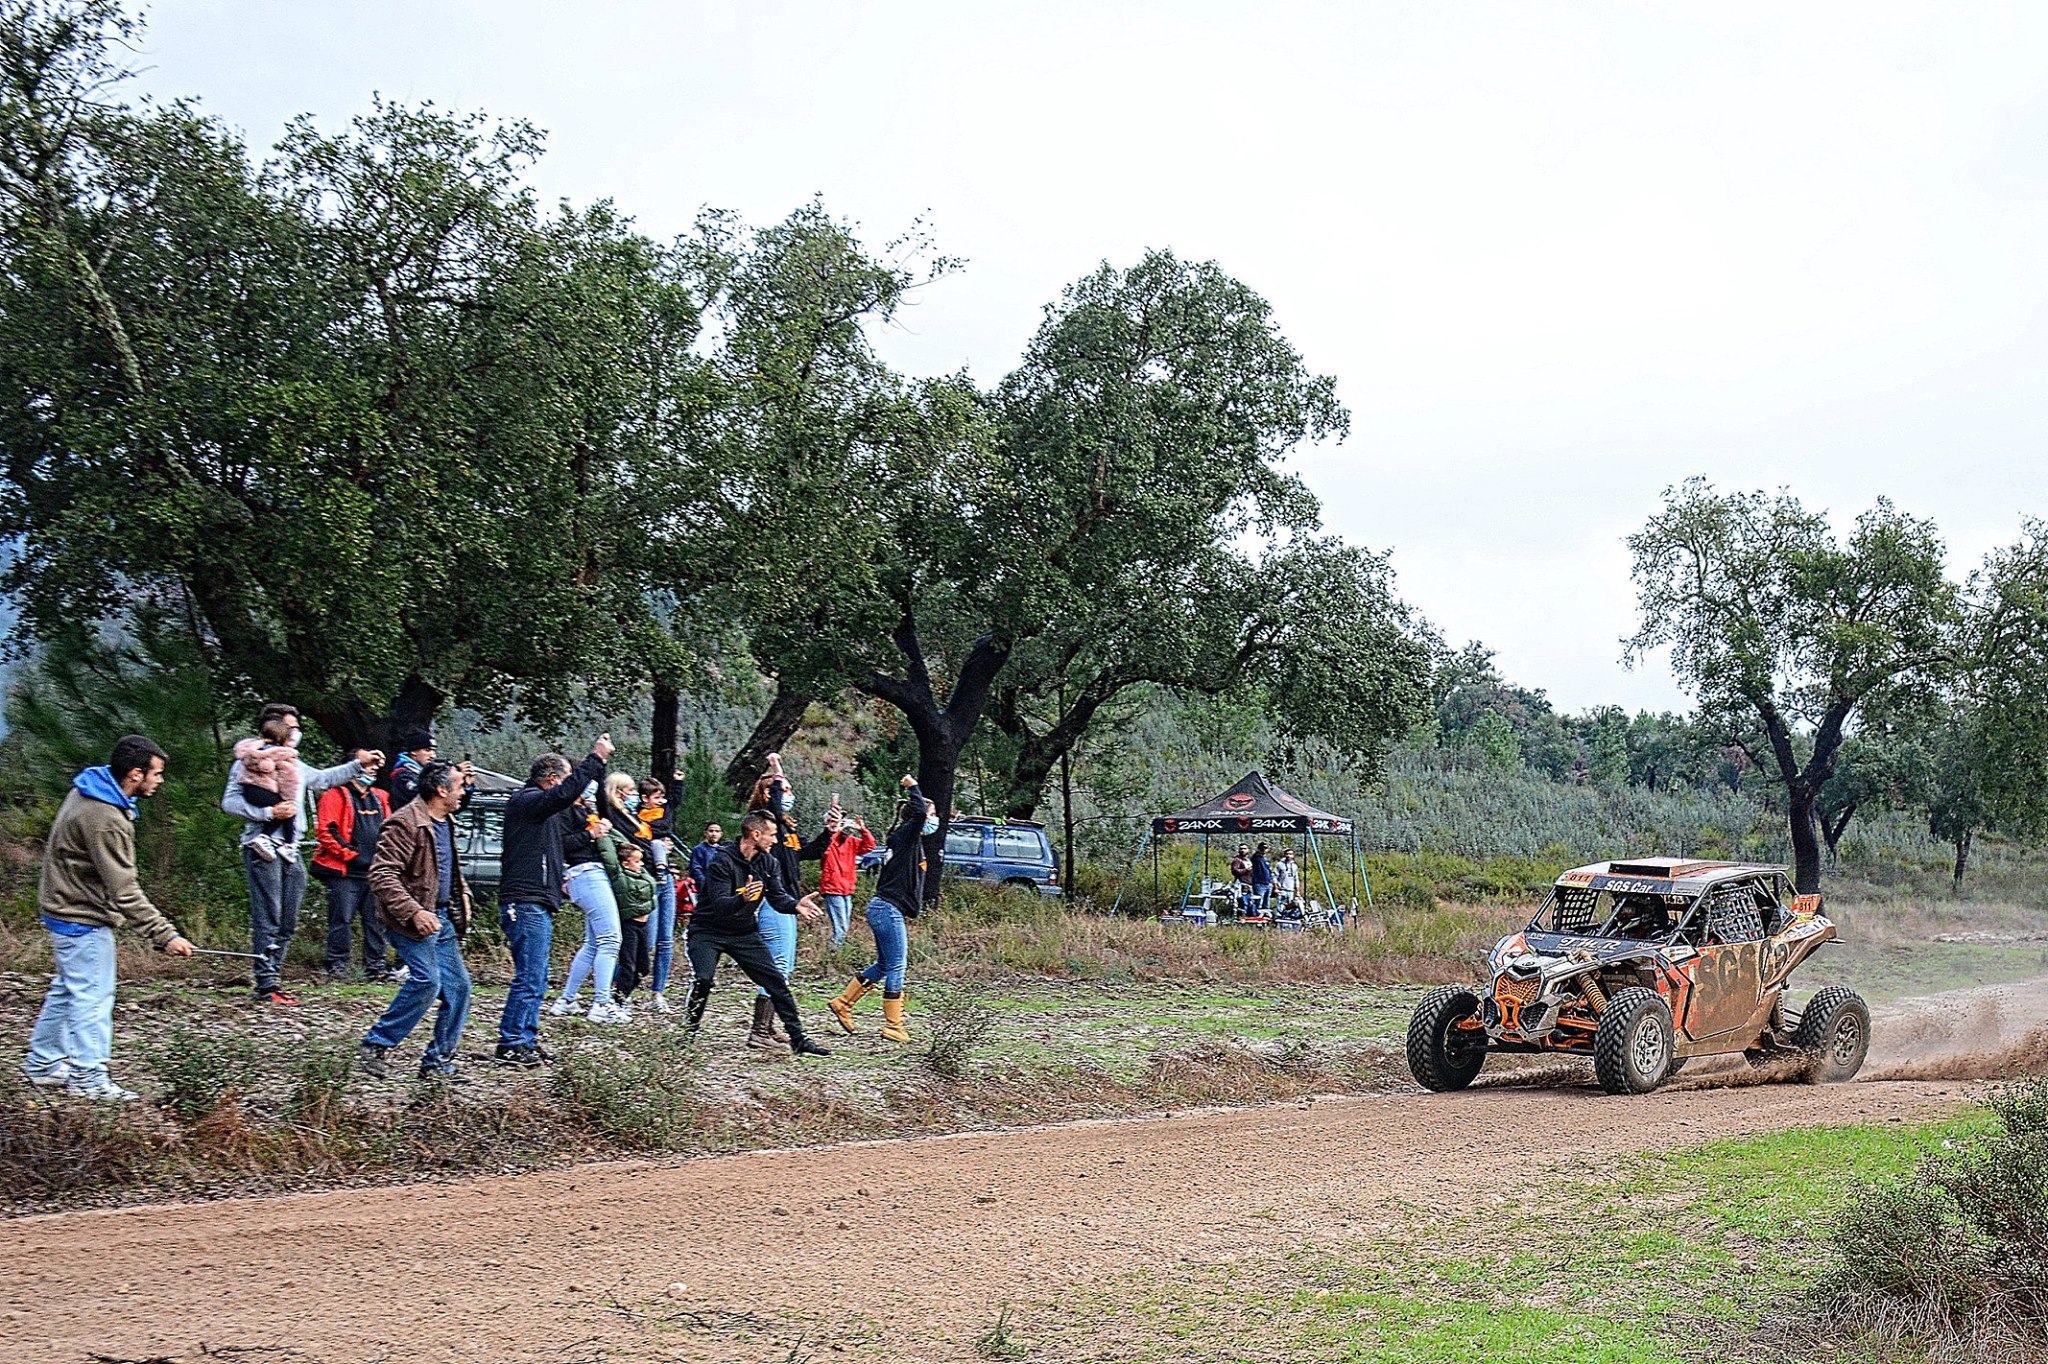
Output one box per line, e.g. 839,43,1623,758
323,877,388,975
561,863,621,1005
244,848,308,992
822,893,854,949
858,897,908,992
25,926,117,1086
755,900,798,998
363,919,471,1065
497,902,553,1048
651,872,678,992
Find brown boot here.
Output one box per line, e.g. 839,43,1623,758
747,995,785,1052
881,991,910,1044
828,977,872,1034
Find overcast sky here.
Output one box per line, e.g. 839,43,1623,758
135,2,2048,713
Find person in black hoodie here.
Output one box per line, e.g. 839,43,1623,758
827,775,930,1043
491,735,611,1067
687,810,830,1057
742,755,831,1049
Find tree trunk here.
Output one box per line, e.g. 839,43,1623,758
303,674,444,766
867,615,1013,908
1821,803,1857,861
724,683,810,807
651,681,679,804
1788,778,1825,895
1952,829,1971,891
996,675,1121,821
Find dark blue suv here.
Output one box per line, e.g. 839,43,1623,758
859,817,1063,896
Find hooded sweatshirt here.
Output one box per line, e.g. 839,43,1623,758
39,767,181,947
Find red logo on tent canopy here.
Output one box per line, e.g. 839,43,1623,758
1235,817,1251,830
1162,819,1178,832
1224,794,1255,811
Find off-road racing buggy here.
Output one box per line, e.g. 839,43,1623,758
1407,858,1871,1095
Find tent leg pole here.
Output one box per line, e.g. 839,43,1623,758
1311,832,1336,912
1178,835,1207,918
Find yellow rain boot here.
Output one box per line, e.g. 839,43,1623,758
881,991,910,1044
828,977,871,1034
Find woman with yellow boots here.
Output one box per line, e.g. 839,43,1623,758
828,775,932,1043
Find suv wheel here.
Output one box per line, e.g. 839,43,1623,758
1593,987,1675,1095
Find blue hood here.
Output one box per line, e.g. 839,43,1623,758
73,765,137,818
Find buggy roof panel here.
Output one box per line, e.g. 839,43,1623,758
1151,771,1353,836
1555,857,1786,895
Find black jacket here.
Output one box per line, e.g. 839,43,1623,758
497,753,607,910
696,842,800,936
559,805,606,869
872,783,928,916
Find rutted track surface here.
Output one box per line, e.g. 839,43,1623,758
3,980,2040,1364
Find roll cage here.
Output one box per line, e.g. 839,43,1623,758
1525,871,1794,949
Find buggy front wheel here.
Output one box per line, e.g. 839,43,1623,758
1407,986,1488,1092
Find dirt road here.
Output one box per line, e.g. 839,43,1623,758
5,977,2040,1364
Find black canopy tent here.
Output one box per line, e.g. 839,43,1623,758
1110,771,1371,917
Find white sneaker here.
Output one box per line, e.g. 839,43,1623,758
548,996,583,1018
67,1079,140,1102
19,1065,69,1089
650,993,673,1015
247,834,279,863
588,1001,630,1024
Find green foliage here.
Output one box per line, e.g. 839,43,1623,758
0,6,697,746
919,979,1001,1080
547,1026,705,1148
1627,479,1963,890
1,620,247,936
140,1024,262,1120
1815,1075,2048,1359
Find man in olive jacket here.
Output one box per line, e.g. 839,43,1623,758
23,736,194,1101
356,761,473,1081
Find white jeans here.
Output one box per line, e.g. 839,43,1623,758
560,863,622,1006
25,926,117,1086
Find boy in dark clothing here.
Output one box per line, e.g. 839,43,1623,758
687,811,830,1057
491,737,612,1067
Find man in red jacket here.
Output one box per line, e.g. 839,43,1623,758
817,814,876,950
313,766,395,981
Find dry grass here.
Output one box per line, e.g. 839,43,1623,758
795,892,1516,986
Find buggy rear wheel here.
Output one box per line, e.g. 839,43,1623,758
1792,986,1871,1083
1407,985,1488,1092
1594,987,1675,1095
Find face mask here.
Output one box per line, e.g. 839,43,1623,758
776,790,795,812
287,727,302,747
922,816,939,836
582,781,598,805
353,774,374,789
622,793,641,813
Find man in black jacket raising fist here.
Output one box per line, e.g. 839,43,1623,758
689,810,831,1057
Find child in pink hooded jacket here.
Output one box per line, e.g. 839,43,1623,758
232,735,301,862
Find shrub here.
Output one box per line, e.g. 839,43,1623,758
547,1026,705,1148
0,1077,169,1199
140,1025,263,1120
1810,1074,2048,1360
921,980,1000,1081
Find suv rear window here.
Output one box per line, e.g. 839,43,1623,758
992,828,1044,861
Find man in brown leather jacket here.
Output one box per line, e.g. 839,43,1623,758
356,761,473,1081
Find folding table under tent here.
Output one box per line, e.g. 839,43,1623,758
1109,770,1370,919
